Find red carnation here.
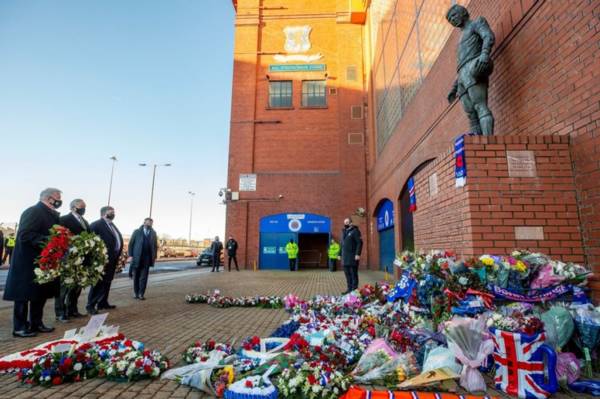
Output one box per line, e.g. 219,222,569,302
143,365,153,374
307,374,317,385
245,380,253,388
52,376,62,385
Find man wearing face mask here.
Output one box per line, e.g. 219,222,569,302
55,199,89,321
3,188,62,338
340,217,363,295
87,206,123,315
127,218,158,300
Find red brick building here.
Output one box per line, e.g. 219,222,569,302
227,0,600,297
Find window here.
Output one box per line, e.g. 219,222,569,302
269,81,292,108
302,80,327,107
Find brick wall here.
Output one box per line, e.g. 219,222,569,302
366,0,600,296
411,135,585,264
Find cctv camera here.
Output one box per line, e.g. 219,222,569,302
218,190,223,197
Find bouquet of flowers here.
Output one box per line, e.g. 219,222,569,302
183,340,234,364
17,347,99,386
186,294,209,303
64,231,107,288
34,226,107,288
487,311,545,335
276,362,351,399
34,225,72,284
101,348,169,381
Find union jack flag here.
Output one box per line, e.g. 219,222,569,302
491,329,551,399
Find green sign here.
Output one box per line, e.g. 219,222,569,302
269,64,326,72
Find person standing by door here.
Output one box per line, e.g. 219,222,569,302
4,188,63,337
285,239,299,271
3,233,16,265
226,236,239,271
327,238,340,272
128,218,158,300
56,199,90,321
340,217,362,294
210,236,223,272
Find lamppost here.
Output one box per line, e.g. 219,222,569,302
188,191,195,245
107,156,118,206
138,163,172,218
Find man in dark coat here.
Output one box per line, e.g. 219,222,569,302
127,218,158,300
87,206,123,315
55,199,89,321
226,236,239,271
210,236,223,272
3,188,63,337
340,217,363,295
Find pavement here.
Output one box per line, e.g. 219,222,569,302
0,260,200,290
0,269,588,399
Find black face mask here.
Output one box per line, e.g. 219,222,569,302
75,208,86,216
106,213,115,220
51,199,62,209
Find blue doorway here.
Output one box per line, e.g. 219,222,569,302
376,199,396,272
259,213,331,270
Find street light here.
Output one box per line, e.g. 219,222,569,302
139,162,172,218
187,191,195,245
107,156,118,206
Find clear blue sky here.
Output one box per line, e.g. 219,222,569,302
0,0,235,240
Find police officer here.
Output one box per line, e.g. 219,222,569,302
285,239,299,271
3,233,16,265
327,238,340,272
340,217,362,294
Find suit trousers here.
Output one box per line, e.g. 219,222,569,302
13,299,46,331
211,256,220,271
228,255,239,271
343,264,359,292
133,265,150,297
88,263,116,309
56,285,82,316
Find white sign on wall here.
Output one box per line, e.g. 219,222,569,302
239,174,257,191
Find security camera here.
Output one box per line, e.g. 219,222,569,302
218,190,224,197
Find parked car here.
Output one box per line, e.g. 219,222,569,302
196,249,224,267
197,249,212,267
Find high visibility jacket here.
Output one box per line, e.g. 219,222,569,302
328,242,340,259
6,236,15,248
285,242,299,259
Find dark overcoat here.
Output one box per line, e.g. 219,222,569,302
340,225,363,267
89,219,123,279
128,226,158,268
3,202,60,301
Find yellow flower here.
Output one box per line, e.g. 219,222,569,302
396,367,406,382
480,256,494,267
224,365,234,384
515,260,527,273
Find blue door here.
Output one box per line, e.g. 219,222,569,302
259,213,331,270
259,232,296,269
379,227,395,272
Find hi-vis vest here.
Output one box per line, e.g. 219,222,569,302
328,242,340,259
285,242,299,259
6,236,15,248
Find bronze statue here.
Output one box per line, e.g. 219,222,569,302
446,5,496,136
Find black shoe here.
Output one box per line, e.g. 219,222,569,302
133,295,139,299
138,296,146,300
69,311,84,318
32,324,55,333
86,307,98,315
55,315,69,323
13,330,37,338
98,304,116,310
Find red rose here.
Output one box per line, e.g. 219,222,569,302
52,376,62,385
63,357,73,368
143,365,153,374
124,339,133,347
245,380,253,388
208,340,216,350
307,374,317,385
251,336,260,345
135,360,143,367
